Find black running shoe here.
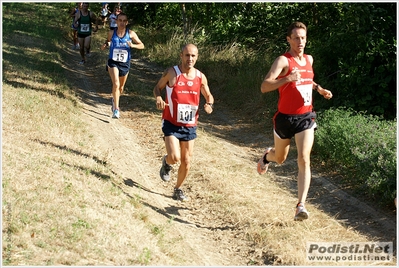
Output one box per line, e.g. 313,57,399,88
159,155,172,182
173,188,189,201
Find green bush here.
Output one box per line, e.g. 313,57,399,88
314,108,397,206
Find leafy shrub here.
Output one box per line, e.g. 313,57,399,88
314,108,397,206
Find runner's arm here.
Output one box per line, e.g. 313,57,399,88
101,30,113,50
69,8,75,18
200,74,214,114
73,12,80,27
90,11,98,32
260,56,293,93
154,68,173,110
128,30,145,50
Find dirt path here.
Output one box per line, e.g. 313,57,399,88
64,43,396,265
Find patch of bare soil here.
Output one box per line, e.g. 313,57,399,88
63,40,396,265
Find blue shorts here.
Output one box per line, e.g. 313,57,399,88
106,58,130,77
273,111,317,139
162,120,197,141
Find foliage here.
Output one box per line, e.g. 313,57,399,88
124,2,396,119
314,108,397,206
311,3,397,120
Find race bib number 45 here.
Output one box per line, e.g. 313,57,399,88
112,49,128,62
80,23,90,32
177,104,198,124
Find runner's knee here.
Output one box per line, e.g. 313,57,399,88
169,154,180,164
297,156,310,167
180,155,191,167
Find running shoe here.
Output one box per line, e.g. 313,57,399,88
159,155,172,182
78,59,85,65
112,109,120,119
173,188,189,202
294,203,309,221
257,147,272,175
75,43,80,50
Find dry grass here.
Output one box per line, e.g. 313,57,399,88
1,82,174,265
186,129,396,266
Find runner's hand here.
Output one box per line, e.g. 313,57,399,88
156,97,168,110
320,88,333,99
204,103,213,114
289,69,301,82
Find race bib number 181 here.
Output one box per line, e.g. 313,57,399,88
177,104,198,124
296,84,313,106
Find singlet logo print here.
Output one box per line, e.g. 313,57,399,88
187,81,193,86
178,81,185,86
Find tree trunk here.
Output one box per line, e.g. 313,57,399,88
180,3,187,40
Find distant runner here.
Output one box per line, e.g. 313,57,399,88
101,12,144,119
73,2,98,64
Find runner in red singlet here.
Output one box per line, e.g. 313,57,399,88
257,22,333,221
153,44,214,201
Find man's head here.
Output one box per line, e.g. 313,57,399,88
286,22,307,52
82,2,89,10
286,21,307,38
116,12,128,26
180,44,198,69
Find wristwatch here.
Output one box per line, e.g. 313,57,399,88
206,103,214,108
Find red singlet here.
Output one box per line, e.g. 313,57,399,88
162,66,202,127
277,52,314,115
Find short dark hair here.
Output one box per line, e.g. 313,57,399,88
117,12,127,19
287,22,307,37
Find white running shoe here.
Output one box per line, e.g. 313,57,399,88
294,204,309,221
112,109,120,119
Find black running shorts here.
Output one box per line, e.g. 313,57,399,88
77,33,91,38
273,111,317,139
